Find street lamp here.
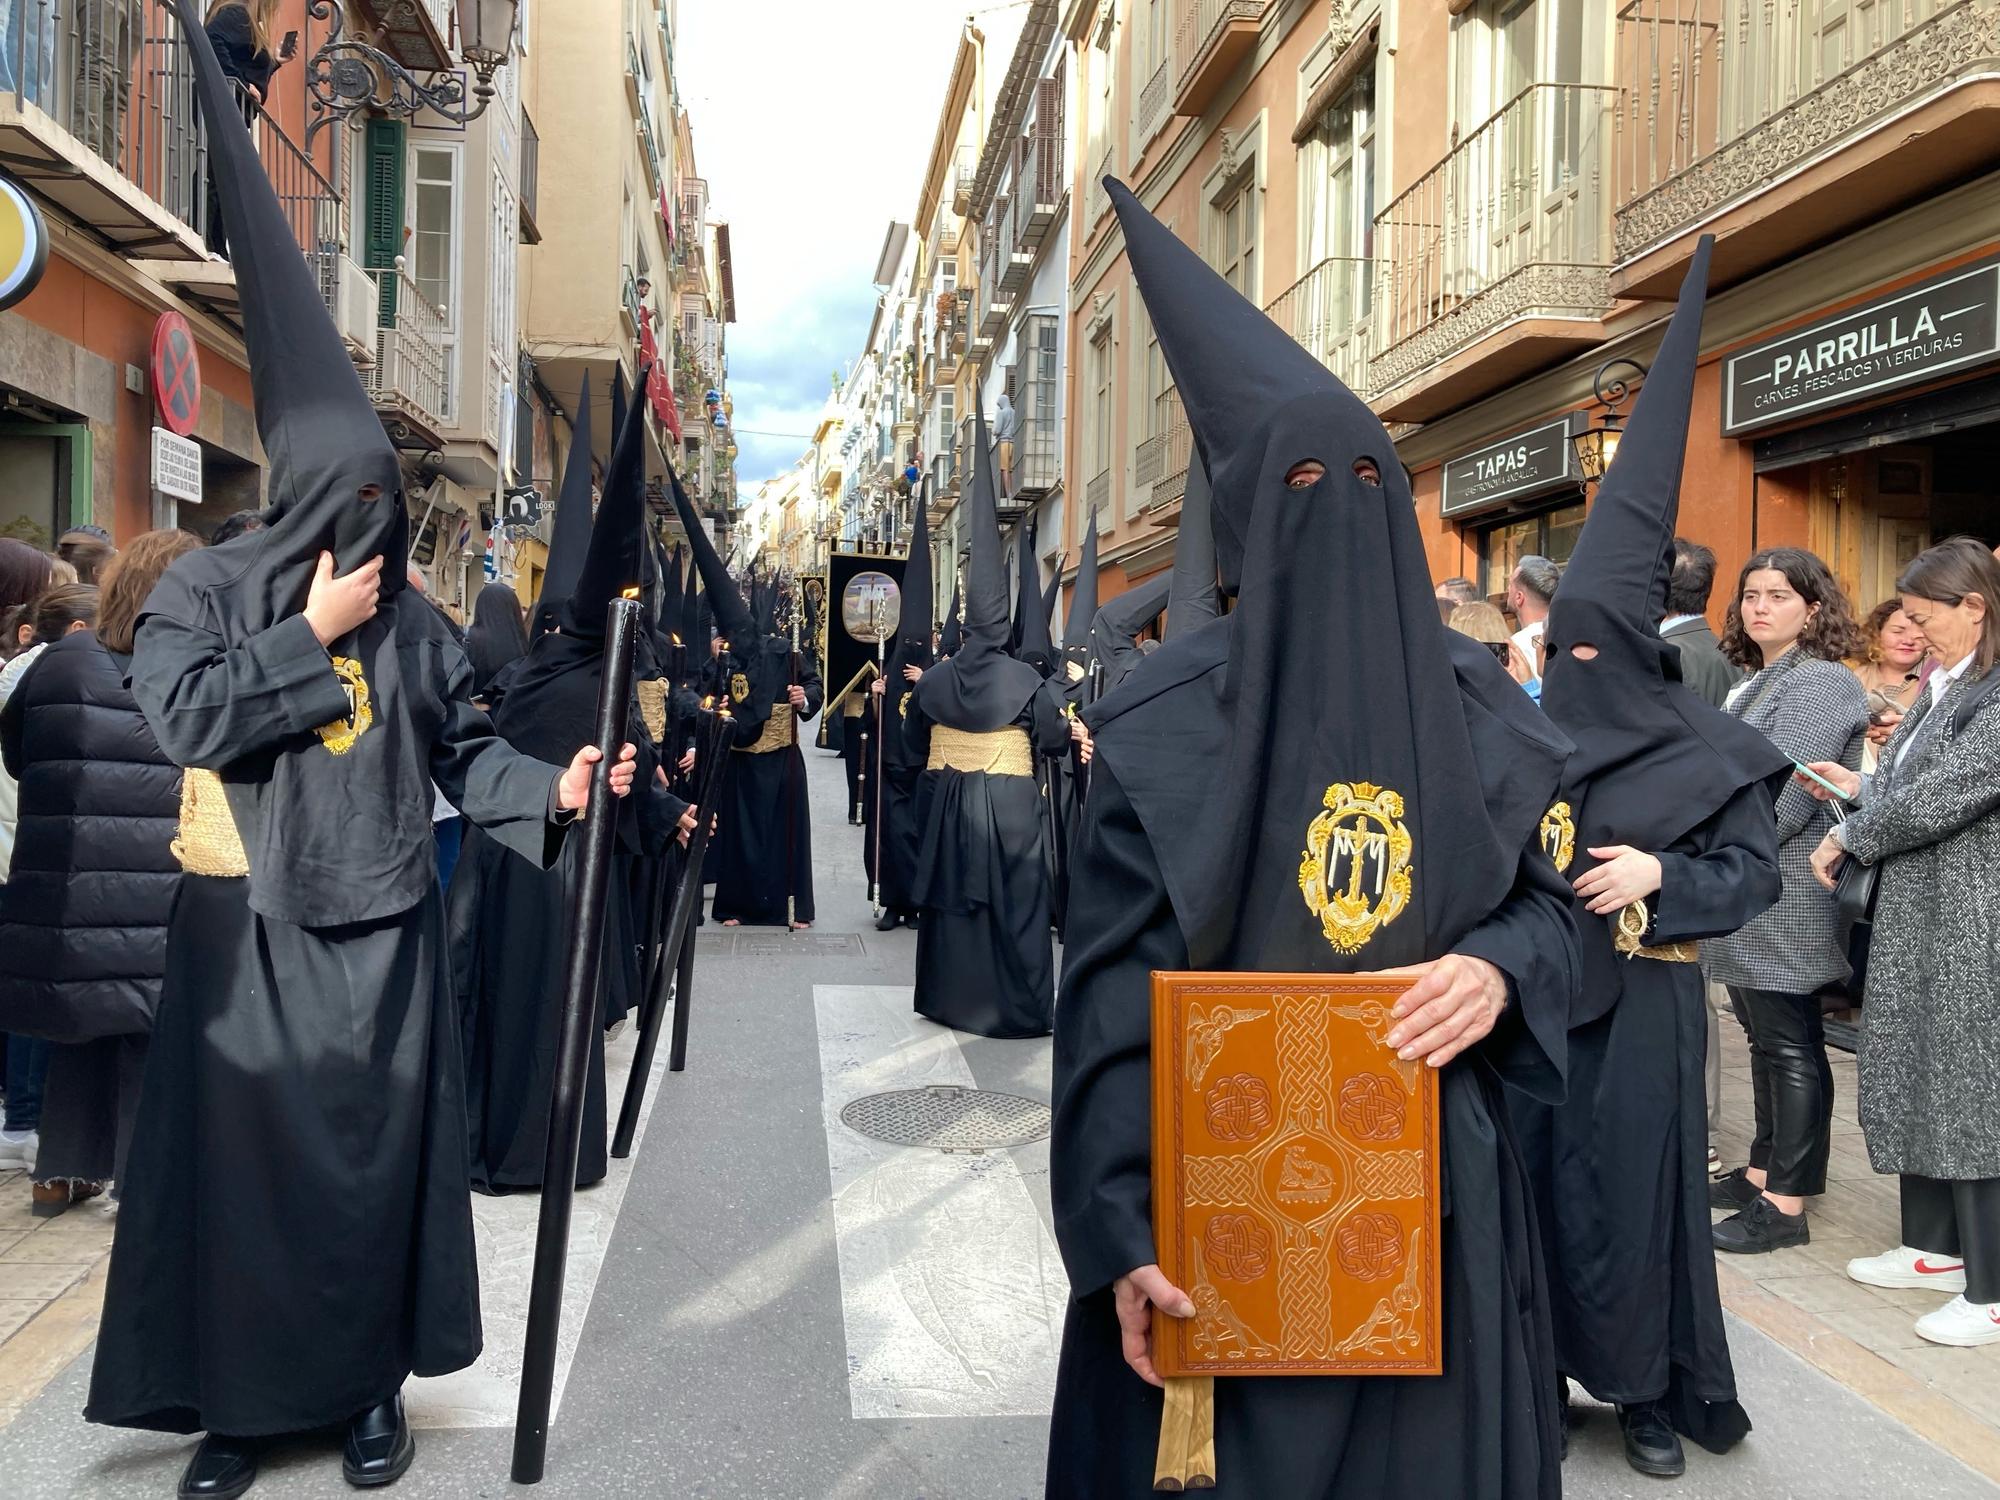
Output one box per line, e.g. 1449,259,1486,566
1568,357,1647,484
305,0,521,147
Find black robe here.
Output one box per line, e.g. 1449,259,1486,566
87,603,566,1437
449,634,687,1195
906,683,1069,1038
1508,787,1778,1436
1047,636,1576,1500
710,647,821,925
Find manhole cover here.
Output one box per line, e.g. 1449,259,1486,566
840,1086,1052,1154
736,932,865,958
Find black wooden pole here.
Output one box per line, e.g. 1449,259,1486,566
511,596,639,1486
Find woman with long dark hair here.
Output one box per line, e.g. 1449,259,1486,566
1804,538,2000,1346
462,581,529,702
0,534,200,1214
1706,547,1867,1253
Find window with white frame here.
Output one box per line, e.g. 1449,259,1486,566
1088,322,1113,526
410,143,461,419
489,162,519,444
1211,171,1258,301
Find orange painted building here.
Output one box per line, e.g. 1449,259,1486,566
1059,0,2000,630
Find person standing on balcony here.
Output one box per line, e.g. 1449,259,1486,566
84,13,637,1497
993,389,1017,496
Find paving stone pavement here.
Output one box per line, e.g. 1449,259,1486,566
0,747,1995,1498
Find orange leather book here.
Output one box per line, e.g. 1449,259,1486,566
1149,969,1443,1379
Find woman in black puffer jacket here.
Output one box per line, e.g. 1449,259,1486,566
0,531,201,1214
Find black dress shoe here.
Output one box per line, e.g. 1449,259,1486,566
1713,1194,1810,1254
341,1392,414,1488
179,1434,258,1500
875,908,901,932
1617,1401,1686,1478
1708,1166,1760,1212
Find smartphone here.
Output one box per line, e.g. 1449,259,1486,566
1483,640,1511,663
1794,762,1855,801
281,29,299,58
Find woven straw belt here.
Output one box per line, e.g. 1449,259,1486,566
170,768,249,878
927,725,1034,777
742,703,796,754
636,678,669,742
1614,900,1700,963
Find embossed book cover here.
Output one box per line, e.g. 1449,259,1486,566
1149,971,1442,1379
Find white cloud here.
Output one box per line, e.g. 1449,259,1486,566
675,0,974,481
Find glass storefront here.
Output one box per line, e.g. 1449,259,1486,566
1477,498,1585,600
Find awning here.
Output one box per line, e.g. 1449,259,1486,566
1293,17,1380,144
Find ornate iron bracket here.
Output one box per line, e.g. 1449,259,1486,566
304,0,496,148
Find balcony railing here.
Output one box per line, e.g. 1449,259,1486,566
1266,256,1373,397
1174,0,1268,117
1138,57,1174,144
367,265,449,437
1135,388,1190,508
1088,142,1114,228
1086,468,1111,528
951,143,978,213
1013,110,1064,254
978,202,1012,337
519,107,541,245
1371,82,1618,401
1611,0,1997,268
1004,402,1060,502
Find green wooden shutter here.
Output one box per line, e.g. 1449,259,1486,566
363,119,407,324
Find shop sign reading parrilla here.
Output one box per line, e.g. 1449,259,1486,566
1723,256,2000,436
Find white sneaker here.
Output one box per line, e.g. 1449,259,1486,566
1846,1244,1968,1294
1914,1295,2000,1348
0,1128,37,1171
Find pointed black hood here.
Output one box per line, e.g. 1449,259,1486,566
1061,523,1099,697
1103,176,1569,970
1164,450,1221,639
665,463,752,647
1091,574,1171,692
531,372,596,640
1542,239,1789,1015
1042,550,1066,644
1012,515,1056,676
560,374,648,640
165,0,405,628
911,396,1045,733
938,584,962,657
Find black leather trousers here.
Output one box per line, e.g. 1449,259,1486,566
1903,1176,2000,1304
1727,986,1834,1197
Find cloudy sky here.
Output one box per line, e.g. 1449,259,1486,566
675,0,977,488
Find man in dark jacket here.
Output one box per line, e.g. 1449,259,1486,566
1659,538,1739,709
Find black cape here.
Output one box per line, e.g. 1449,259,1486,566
709,638,821,925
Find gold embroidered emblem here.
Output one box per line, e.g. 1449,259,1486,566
897,689,912,721
729,671,750,705
1539,801,1576,873
313,655,373,755
1299,782,1413,955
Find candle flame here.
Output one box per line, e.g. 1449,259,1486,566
671,633,682,645
621,587,641,599
700,695,714,709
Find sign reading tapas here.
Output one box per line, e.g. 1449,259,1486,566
1723,256,2000,436
1440,416,1581,518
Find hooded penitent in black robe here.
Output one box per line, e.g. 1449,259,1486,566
87,3,576,1439
861,495,934,920
1046,180,1580,1500
906,401,1069,1038
1508,242,1789,1447
709,582,821,926
450,383,691,1194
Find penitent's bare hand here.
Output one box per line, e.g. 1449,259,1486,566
1112,1265,1194,1388
1383,954,1508,1070
303,552,382,647
557,743,638,813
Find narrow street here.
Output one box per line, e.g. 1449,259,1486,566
1,747,1997,1500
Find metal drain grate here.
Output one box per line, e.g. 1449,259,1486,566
840,1086,1052,1154
736,932,865,958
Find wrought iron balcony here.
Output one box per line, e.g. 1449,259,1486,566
1134,388,1190,510
1013,110,1064,255
1370,81,1618,420
365,263,450,442
1173,0,1268,118
1266,256,1373,398
1611,0,2000,293
519,106,541,245
951,143,978,215
978,206,1013,338
1087,142,1114,230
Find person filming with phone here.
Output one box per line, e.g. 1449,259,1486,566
1801,537,2000,1349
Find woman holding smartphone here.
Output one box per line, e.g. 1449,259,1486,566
1851,600,1932,773
1704,548,1868,1254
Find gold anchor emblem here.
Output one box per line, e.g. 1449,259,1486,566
1539,801,1576,873
313,656,373,756
729,671,750,705
1299,781,1414,955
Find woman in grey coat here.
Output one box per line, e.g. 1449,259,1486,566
1704,548,1866,1254
1806,538,2000,1348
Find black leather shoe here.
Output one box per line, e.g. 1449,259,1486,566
875,908,901,931
1708,1166,1760,1212
1617,1401,1686,1478
1713,1194,1810,1254
179,1434,258,1500
341,1392,414,1488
